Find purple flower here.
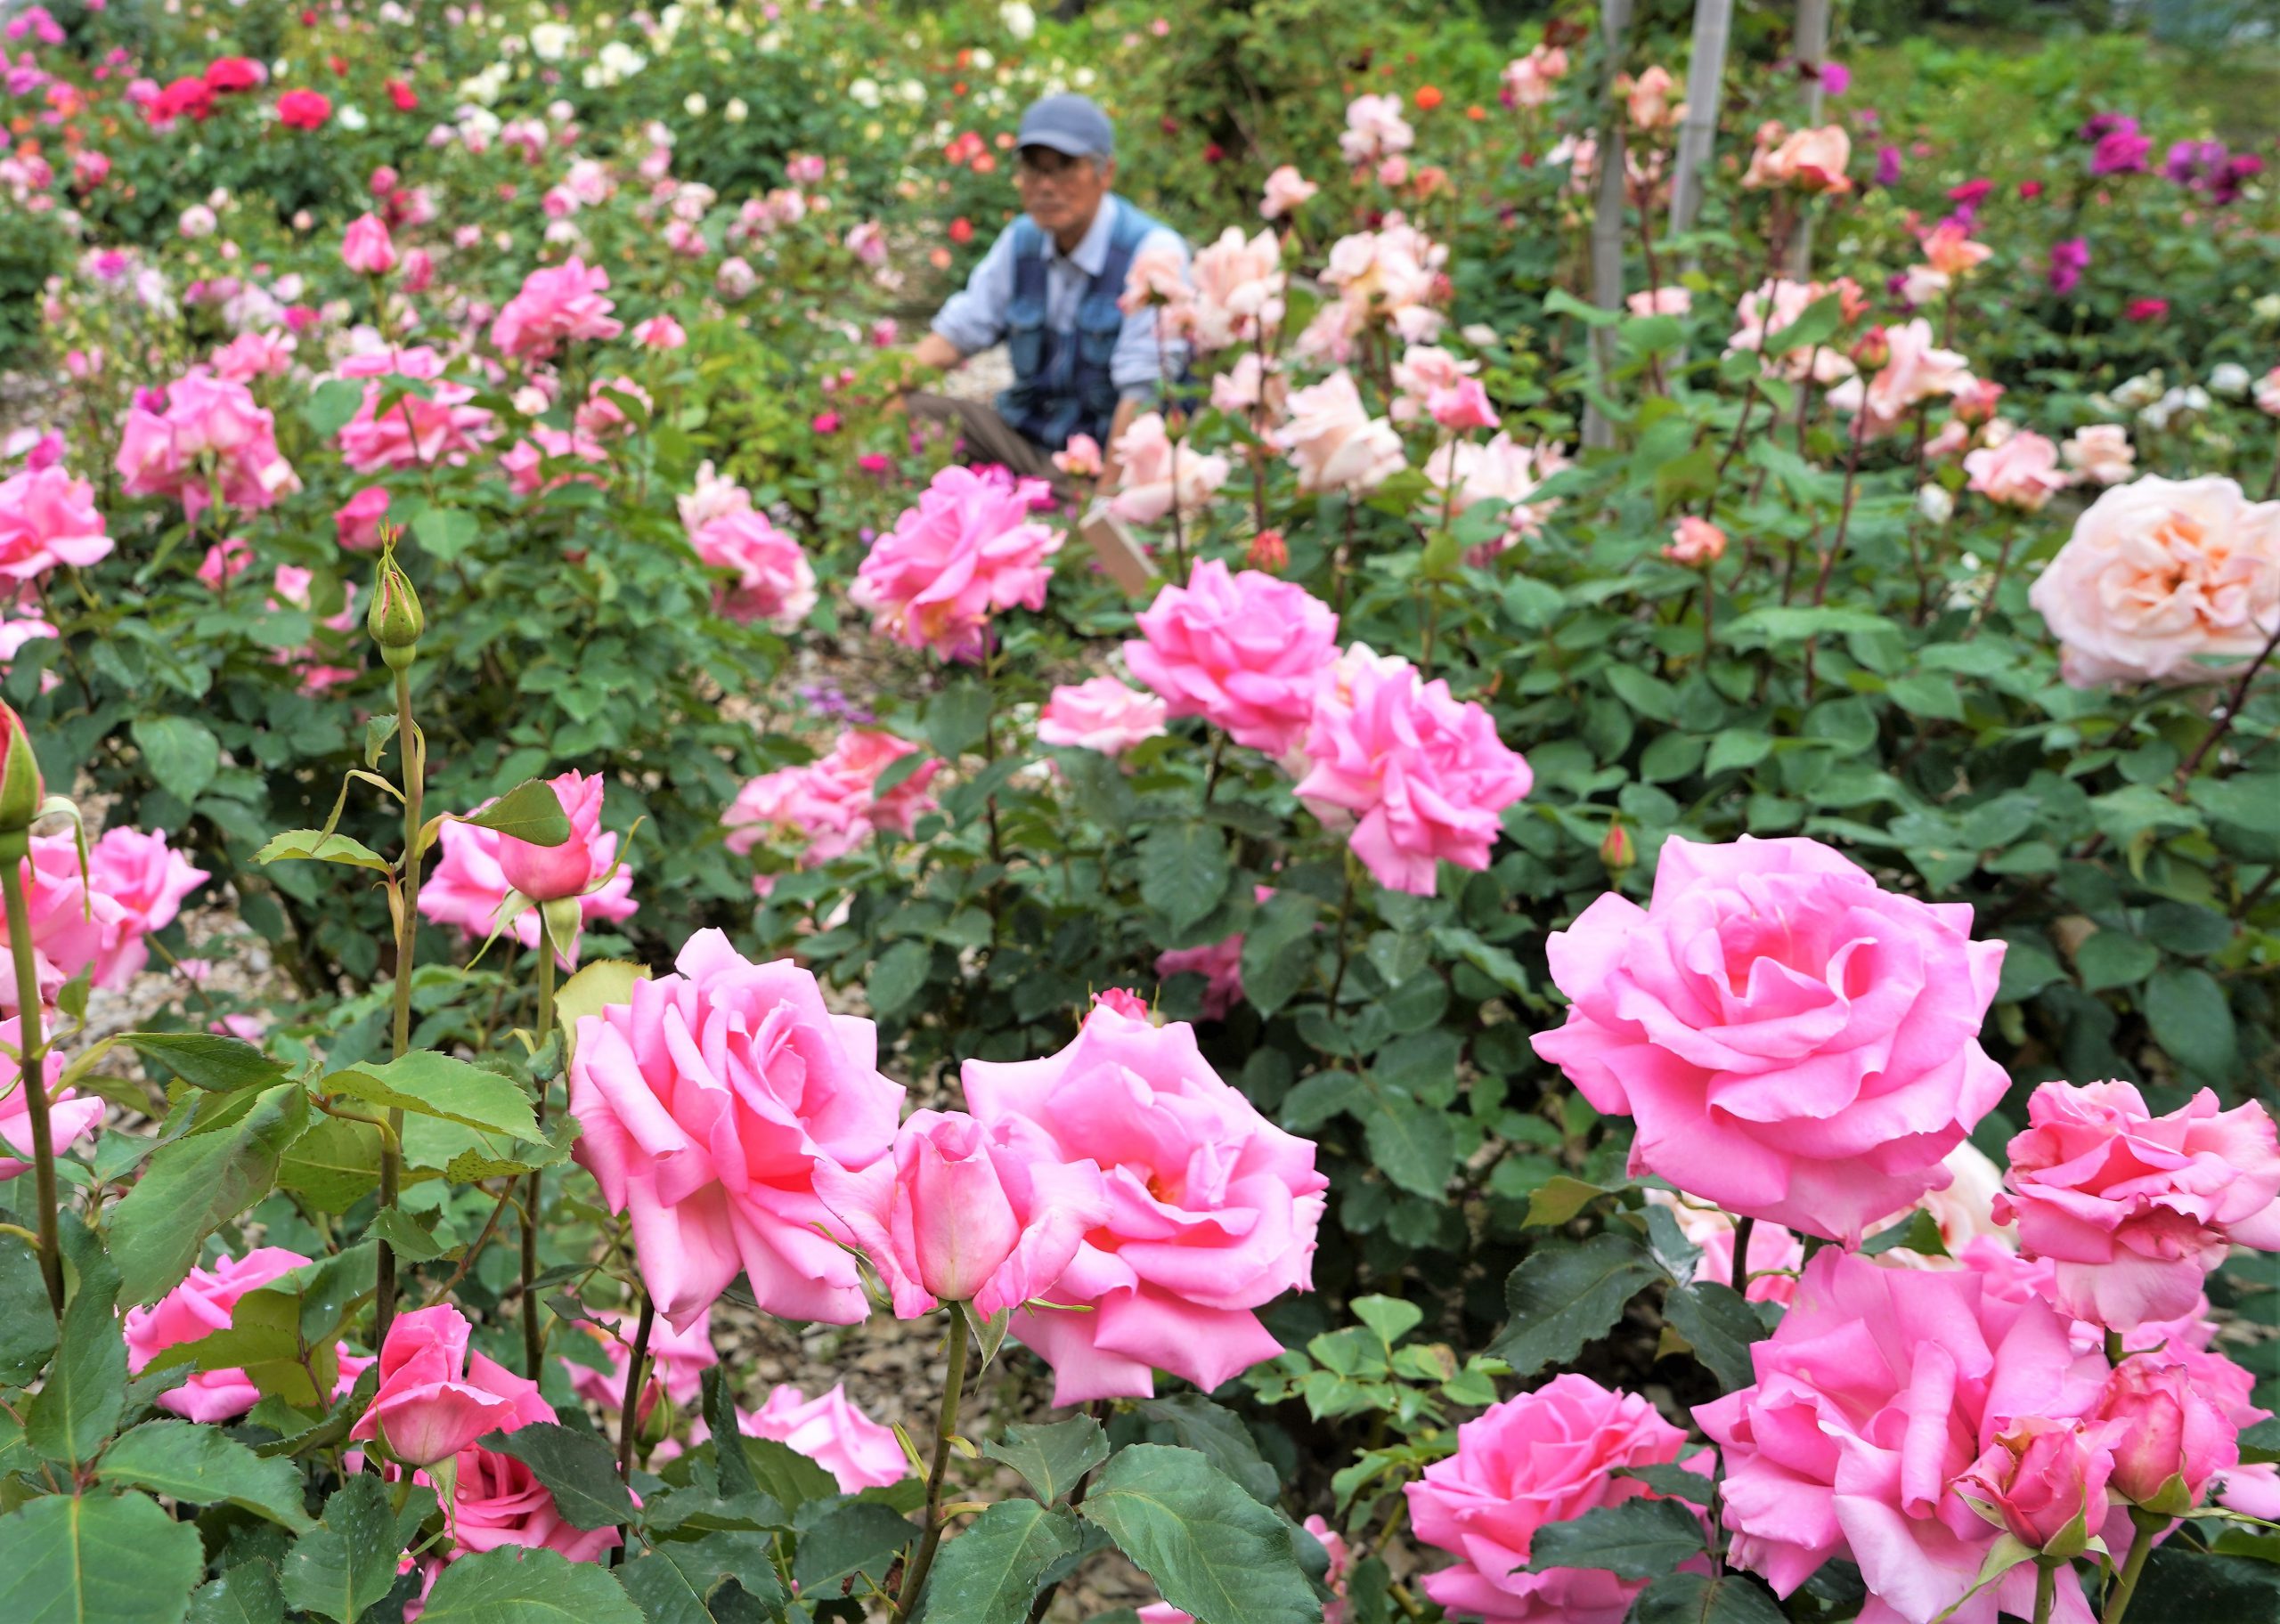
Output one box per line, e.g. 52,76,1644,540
2089,118,2151,176
1819,61,1851,98
2047,236,2089,296
1875,144,1903,188
2165,139,2225,186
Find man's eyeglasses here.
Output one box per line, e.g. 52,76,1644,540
1015,147,1096,182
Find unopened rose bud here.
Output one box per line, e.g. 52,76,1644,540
1247,528,1288,572
368,546,424,670
0,702,42,837
1852,327,1892,372
1600,822,1634,872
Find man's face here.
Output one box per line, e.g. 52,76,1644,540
1016,145,1112,240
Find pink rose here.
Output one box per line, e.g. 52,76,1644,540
1185,226,1284,352
86,825,209,983
2027,475,2280,687
125,1246,367,1421
1339,92,1414,165
495,769,614,904
1303,1514,1352,1624
1428,377,1499,432
819,1108,1108,1318
1532,835,2008,1243
352,1305,529,1467
2060,425,2135,486
1051,434,1103,479
1116,242,1192,318
116,374,299,524
1965,429,2069,512
690,510,817,629
568,930,905,1329
1274,370,1405,495
1992,1081,2280,1331
0,463,111,582
960,999,1328,1402
721,729,940,868
1297,648,1533,896
1728,279,1861,387
402,249,435,294
1107,411,1231,527
633,313,687,349
1260,164,1318,219
334,347,494,473
1502,45,1568,108
1745,122,1852,193
1624,63,1682,131
341,212,397,275
490,257,623,359
1698,1250,2112,1624
197,537,252,590
1422,434,1569,557
0,1013,100,1181
210,329,296,382
1123,559,1339,756
850,466,1062,662
562,1305,717,1417
335,485,391,551
2091,1357,2241,1514
419,786,635,967
0,833,126,1008
1627,286,1691,317
1663,516,1726,565
1921,219,1992,278
737,1384,908,1493
1829,318,1971,427
1406,1374,1713,1624
1956,1417,2121,1555
1037,677,1168,757
1155,934,1244,1020
500,426,607,496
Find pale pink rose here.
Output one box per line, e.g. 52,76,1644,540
1429,377,1499,432
2257,366,2280,418
850,466,1063,662
1623,64,1683,132
86,825,208,983
1274,370,1405,495
2061,424,2135,486
689,509,817,629
1185,226,1283,350
818,1108,1110,1319
0,615,58,694
1728,279,1861,388
419,786,636,966
114,374,299,524
1663,516,1726,565
633,313,687,349
1626,286,1691,317
341,212,397,275
562,1305,716,1415
0,1014,100,1181
574,375,653,439
489,256,623,359
677,461,752,534
1501,45,1568,110
2028,475,2280,686
1259,165,1317,220
1116,243,1192,319
2091,1356,2241,1514
1908,1141,2015,1253
1339,93,1414,166
1698,1250,2111,1624
1992,1081,2280,1332
1829,318,1972,427
1155,933,1243,1020
568,930,905,1329
1957,1417,2123,1554
1306,223,1449,355
1051,434,1103,479
333,346,494,473
125,1247,365,1421
1921,219,1992,278
1107,411,1231,526
1407,1375,1713,1624
721,730,941,868
715,256,757,300
960,999,1328,1402
1642,1190,1804,1305
1423,433,1570,556
738,1384,908,1493
352,1305,531,1468
335,485,391,551
495,769,615,904
1304,1514,1353,1624
1037,677,1168,757
1122,558,1340,756
1390,344,1478,424
1965,429,2069,511
0,463,112,581
1745,122,1852,193
209,328,296,382
1209,353,1286,422
1297,649,1533,896
844,221,888,267
1901,264,1952,309
1533,835,2008,1243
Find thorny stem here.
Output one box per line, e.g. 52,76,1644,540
2173,618,2280,789
615,1291,655,1484
1325,858,1360,1009
1730,1214,1755,1297
523,942,557,1377
374,662,425,1353
894,1300,973,1616
2033,1559,2057,1624
0,834,62,1315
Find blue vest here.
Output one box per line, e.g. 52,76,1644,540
996,197,1168,450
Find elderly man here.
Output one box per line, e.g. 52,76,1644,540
903,93,1190,491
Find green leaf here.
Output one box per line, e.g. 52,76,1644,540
419,1547,644,1624
26,1253,126,1467
134,716,219,807
1487,1235,1664,1377
1860,1208,1950,1260
1603,665,1676,723
982,1417,1109,1506
0,1228,56,1384
918,1500,1080,1624
1615,1465,1719,1504
1362,1094,1454,1198
1131,1396,1278,1506
187,1561,287,1624
411,508,480,564
2146,965,2236,1079
279,1475,405,1623
2187,774,2280,835
274,1115,383,1214
615,1531,786,1624
110,1083,311,1304
1079,1446,1315,1624
1543,287,1624,327
327,1052,541,1141
305,377,367,439
1237,892,1318,1018
1350,1295,1424,1348
120,1034,289,1093
924,683,992,758
1524,1497,1705,1579
477,1425,634,1532
1139,824,1230,933
1662,1281,1765,1392
2075,930,2160,993
462,781,573,848
369,1208,449,1263
868,938,933,1019
1522,1175,1611,1228
99,1421,314,1531
0,1490,207,1624
1763,291,1843,356
1626,1571,1788,1624
789,1499,916,1594
251,830,392,875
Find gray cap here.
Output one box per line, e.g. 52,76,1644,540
1017,93,1114,160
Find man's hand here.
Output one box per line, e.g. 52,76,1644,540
907,332,965,379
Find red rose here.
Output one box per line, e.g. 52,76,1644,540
203,57,263,94
275,89,331,131
948,216,973,244
2125,297,2169,322
386,79,418,112
150,76,216,124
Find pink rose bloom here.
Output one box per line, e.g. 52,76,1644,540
1965,429,2069,512
500,426,607,496
86,824,208,983
1116,242,1193,319
115,374,299,524
402,249,435,294
1532,835,2007,1243
2091,1356,2241,1514
690,510,817,629
633,313,687,349
1051,434,1103,479
1992,1081,2280,1332
1624,63,1682,131
1107,410,1230,527
1626,286,1692,317
125,1246,366,1421
1260,165,1317,219
1423,434,1570,556
721,730,941,868
0,1014,101,1181
738,1384,908,1493
678,461,752,534
1698,1250,2111,1624
1428,377,1499,432
1921,219,1992,278
419,788,635,967
496,769,615,904
1210,353,1287,423
851,466,1063,662
960,999,1328,1402
1502,45,1568,109
1297,648,1533,896
1137,1606,1191,1624
1037,677,1168,757
1406,1374,1713,1624
2061,424,2135,486
1185,226,1284,351
1727,279,1861,387
1745,122,1852,193
1957,1417,2122,1555
562,1305,717,1415
335,485,391,551
341,212,397,275
1390,345,1477,423
1274,370,1405,495
1155,933,1244,1021
1642,1190,1804,1305
0,463,113,581
334,346,494,473
568,930,905,1330
2028,475,2280,687
0,833,127,1008
818,1108,1109,1319
1304,1514,1352,1624
1829,318,1971,428
1122,559,1339,756
352,1305,530,1467
209,329,295,382
1664,516,1726,565
576,376,654,440
1339,92,1414,165
490,257,623,359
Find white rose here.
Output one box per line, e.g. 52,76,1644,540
2211,361,2252,398
684,92,707,116
998,0,1037,38
1917,484,1954,524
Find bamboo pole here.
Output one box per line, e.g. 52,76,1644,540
1582,0,1636,451
1785,0,1831,277
1668,0,1735,244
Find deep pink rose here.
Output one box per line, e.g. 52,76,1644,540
86,825,209,982
209,329,296,383
500,426,607,496
0,464,113,581
690,510,817,629
336,485,391,551
1122,559,1339,756
1957,1417,2121,1555
722,729,940,870
1405,1374,1713,1624
341,212,397,275
1156,934,1243,1020
1037,677,1169,757
495,769,611,904
850,466,1062,662
2091,1356,2241,1514
419,778,635,967
352,1305,528,1467
1297,647,1533,895
124,1246,368,1421
114,374,299,523
0,1013,98,1181
334,347,495,474
1698,1250,2112,1624
737,1384,908,1493
568,930,905,1329
490,257,623,359
1993,1081,2280,1331
1533,835,2008,1243
961,1000,1327,1402
562,1305,716,1417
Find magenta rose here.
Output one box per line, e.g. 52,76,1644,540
1121,559,1339,756
849,466,1061,662
0,463,114,582
1532,835,2008,1243
1405,1374,1713,1624
1992,1081,2280,1332
960,999,1327,1403
567,930,905,1330
2091,1356,2242,1514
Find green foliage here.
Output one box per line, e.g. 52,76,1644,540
0,1491,208,1624
1077,1446,1319,1624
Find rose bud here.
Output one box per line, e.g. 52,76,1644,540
348,1304,521,1468
1957,1417,2121,1558
1246,528,1289,572
368,546,424,669
0,702,44,836
2092,1358,2239,1516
